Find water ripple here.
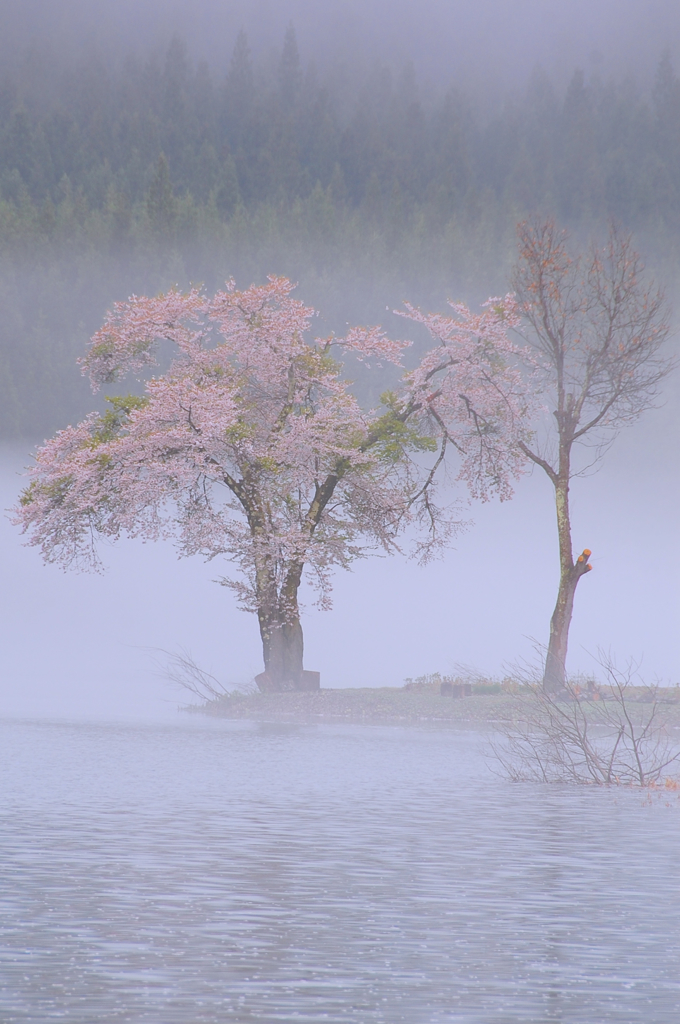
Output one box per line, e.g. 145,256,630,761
0,718,678,1022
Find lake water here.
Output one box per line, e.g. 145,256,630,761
1,717,679,1023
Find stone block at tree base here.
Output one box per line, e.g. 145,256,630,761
255,670,321,693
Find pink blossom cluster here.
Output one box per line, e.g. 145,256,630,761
398,295,536,501
17,279,414,608
15,277,536,613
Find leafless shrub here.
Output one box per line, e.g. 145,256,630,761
491,656,680,786
158,648,257,704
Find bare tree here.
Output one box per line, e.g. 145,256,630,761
511,222,674,692
491,657,680,786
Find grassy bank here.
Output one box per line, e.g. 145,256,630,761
191,686,519,726
189,681,680,728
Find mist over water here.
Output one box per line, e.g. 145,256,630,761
2,719,679,1022
1,4,680,1020
1,390,677,722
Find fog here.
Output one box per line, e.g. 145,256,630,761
1,0,680,95
0,0,678,722
3,8,680,1023
1,384,677,720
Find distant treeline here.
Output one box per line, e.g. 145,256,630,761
1,27,680,438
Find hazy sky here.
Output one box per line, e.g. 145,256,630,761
1,0,679,98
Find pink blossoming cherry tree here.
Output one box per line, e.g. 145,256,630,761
16,277,533,691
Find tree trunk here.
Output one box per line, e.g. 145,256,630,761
255,561,311,692
543,472,592,693
543,570,579,693
257,609,304,690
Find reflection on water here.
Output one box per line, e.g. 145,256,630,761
1,717,679,1023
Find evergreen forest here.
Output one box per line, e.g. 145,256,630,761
2,25,680,437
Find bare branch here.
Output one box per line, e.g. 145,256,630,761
492,655,680,786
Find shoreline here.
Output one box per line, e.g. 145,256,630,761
188,686,680,728
189,687,519,726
